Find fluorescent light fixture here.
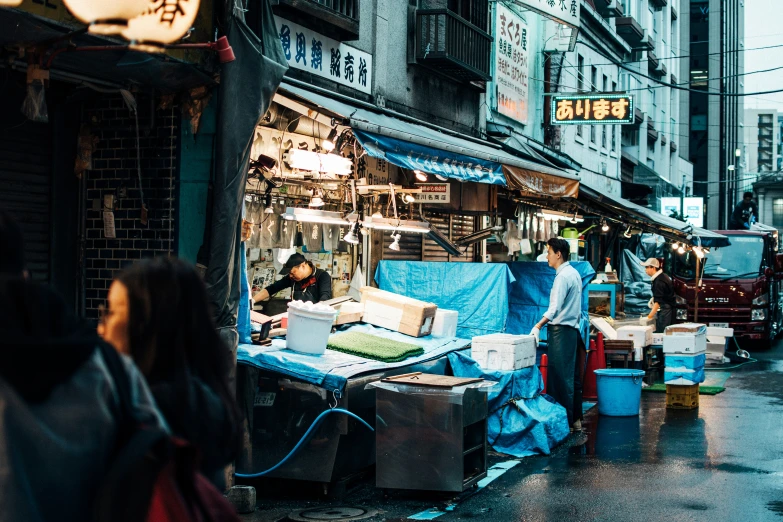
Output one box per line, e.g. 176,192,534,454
283,207,349,225
363,216,431,233
427,225,462,256
284,149,352,175
455,225,504,247
414,170,428,182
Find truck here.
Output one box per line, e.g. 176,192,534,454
670,229,783,350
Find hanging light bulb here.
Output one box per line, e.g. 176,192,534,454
344,222,360,244
389,232,401,251
414,170,428,182
403,194,416,204
309,190,324,208
434,174,448,181
322,128,338,152
601,220,609,232
264,193,275,214
671,242,679,250
678,245,686,254
63,0,150,35
623,226,632,238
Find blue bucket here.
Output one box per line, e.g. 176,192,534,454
594,369,646,416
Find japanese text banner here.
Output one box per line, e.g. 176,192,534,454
502,165,579,198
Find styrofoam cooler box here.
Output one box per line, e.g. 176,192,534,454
662,333,707,354
471,334,536,371
664,367,706,385
431,309,458,338
706,326,734,338
652,333,664,346
616,325,654,349
664,353,706,370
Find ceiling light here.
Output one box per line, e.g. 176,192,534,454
671,242,679,250
678,245,686,254
434,174,448,181
623,226,632,238
403,194,416,204
284,149,352,175
389,232,401,251
344,222,360,244
363,217,431,233
322,128,338,152
283,207,349,225
309,194,325,207
568,211,584,223
601,221,609,232
414,170,428,182
63,0,150,35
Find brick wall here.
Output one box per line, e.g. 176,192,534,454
82,93,179,319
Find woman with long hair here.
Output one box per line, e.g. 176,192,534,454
98,257,239,489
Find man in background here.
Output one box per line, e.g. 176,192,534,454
642,258,675,333
730,192,758,230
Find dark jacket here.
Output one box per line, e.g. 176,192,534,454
264,264,332,303
652,272,676,308
150,377,238,490
730,200,758,229
0,279,165,522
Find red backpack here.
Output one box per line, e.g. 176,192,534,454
94,344,242,522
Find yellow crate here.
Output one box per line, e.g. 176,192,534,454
666,384,699,410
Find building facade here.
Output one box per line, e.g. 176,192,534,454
684,0,744,229
743,109,781,181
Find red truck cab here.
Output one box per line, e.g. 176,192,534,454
671,230,783,349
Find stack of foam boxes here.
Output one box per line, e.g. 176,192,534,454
663,323,707,409
471,334,537,371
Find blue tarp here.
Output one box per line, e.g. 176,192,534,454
237,323,470,392
448,351,570,457
354,130,507,185
374,261,516,339
505,261,595,345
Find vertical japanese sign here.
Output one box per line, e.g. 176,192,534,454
494,4,529,124
551,93,633,124
274,16,373,94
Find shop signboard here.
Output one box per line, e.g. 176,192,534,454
551,93,633,125
513,0,580,28
661,196,704,227
413,183,450,204
274,16,373,94
493,4,529,124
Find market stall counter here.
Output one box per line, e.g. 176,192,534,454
235,324,471,486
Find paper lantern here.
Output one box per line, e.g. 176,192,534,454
62,0,150,35
123,0,201,52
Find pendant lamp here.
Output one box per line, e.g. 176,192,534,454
122,0,202,52
62,0,151,35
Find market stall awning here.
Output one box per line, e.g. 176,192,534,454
578,183,730,248
275,82,580,197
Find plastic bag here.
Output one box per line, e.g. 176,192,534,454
21,81,48,123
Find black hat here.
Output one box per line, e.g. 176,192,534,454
279,253,307,276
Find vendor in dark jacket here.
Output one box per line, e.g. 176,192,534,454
252,253,332,304
642,258,675,333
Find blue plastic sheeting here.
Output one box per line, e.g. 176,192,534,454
237,323,470,392
505,261,595,344
448,351,570,457
238,243,253,345
353,130,507,186
374,261,516,339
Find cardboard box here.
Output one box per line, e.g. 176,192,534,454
471,334,536,371
662,333,707,354
431,309,459,338
360,287,437,337
616,325,654,348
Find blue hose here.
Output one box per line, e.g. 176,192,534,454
234,408,375,478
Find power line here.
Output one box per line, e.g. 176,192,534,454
576,40,783,97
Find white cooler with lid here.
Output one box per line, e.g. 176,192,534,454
471,333,537,371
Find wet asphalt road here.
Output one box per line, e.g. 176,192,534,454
242,338,783,521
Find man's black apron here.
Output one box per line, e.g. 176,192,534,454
547,324,585,426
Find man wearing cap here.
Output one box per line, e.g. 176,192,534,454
642,258,675,333
252,253,332,305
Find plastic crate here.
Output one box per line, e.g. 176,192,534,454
666,384,699,410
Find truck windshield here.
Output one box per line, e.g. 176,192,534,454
673,236,765,280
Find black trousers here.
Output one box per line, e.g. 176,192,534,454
547,324,585,426
656,304,674,334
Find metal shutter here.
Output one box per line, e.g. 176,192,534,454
423,212,477,262
0,120,52,282
380,229,423,261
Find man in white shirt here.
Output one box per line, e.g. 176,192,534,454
530,238,584,431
